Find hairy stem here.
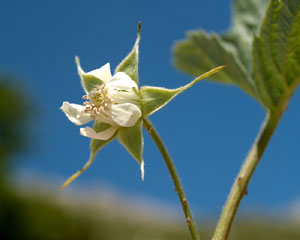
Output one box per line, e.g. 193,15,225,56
212,78,298,240
212,109,283,240
143,119,200,240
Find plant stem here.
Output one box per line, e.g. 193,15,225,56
212,109,283,240
143,118,200,240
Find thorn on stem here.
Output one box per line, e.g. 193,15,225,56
186,217,191,224
183,198,187,206
237,177,243,183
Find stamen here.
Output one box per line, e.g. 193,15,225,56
83,84,114,118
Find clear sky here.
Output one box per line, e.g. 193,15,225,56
1,0,299,216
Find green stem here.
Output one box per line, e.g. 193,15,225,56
212,109,284,240
143,119,200,240
212,79,298,240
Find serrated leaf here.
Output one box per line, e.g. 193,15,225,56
173,32,257,99
173,0,269,104
140,66,225,117
115,22,141,84
222,0,269,71
284,0,300,84
253,0,300,110
61,121,117,189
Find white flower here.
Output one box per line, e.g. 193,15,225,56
61,58,142,140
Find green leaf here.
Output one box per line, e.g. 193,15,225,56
173,32,257,99
140,66,225,117
174,0,300,111
173,0,269,104
61,121,117,189
222,0,269,71
253,0,300,110
75,56,103,93
115,22,141,84
118,119,144,179
284,0,300,85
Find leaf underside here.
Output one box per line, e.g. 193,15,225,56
174,0,300,110
173,0,274,107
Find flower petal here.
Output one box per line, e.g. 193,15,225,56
80,126,117,140
87,63,112,82
107,72,138,90
60,101,92,125
110,103,141,127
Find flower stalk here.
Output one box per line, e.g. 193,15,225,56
143,119,200,240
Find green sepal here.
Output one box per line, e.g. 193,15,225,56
140,87,180,117
115,22,141,84
75,56,103,93
140,66,225,117
61,121,117,189
82,75,103,93
118,119,144,179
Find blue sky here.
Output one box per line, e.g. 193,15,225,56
1,0,299,216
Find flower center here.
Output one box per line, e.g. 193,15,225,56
83,84,114,119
